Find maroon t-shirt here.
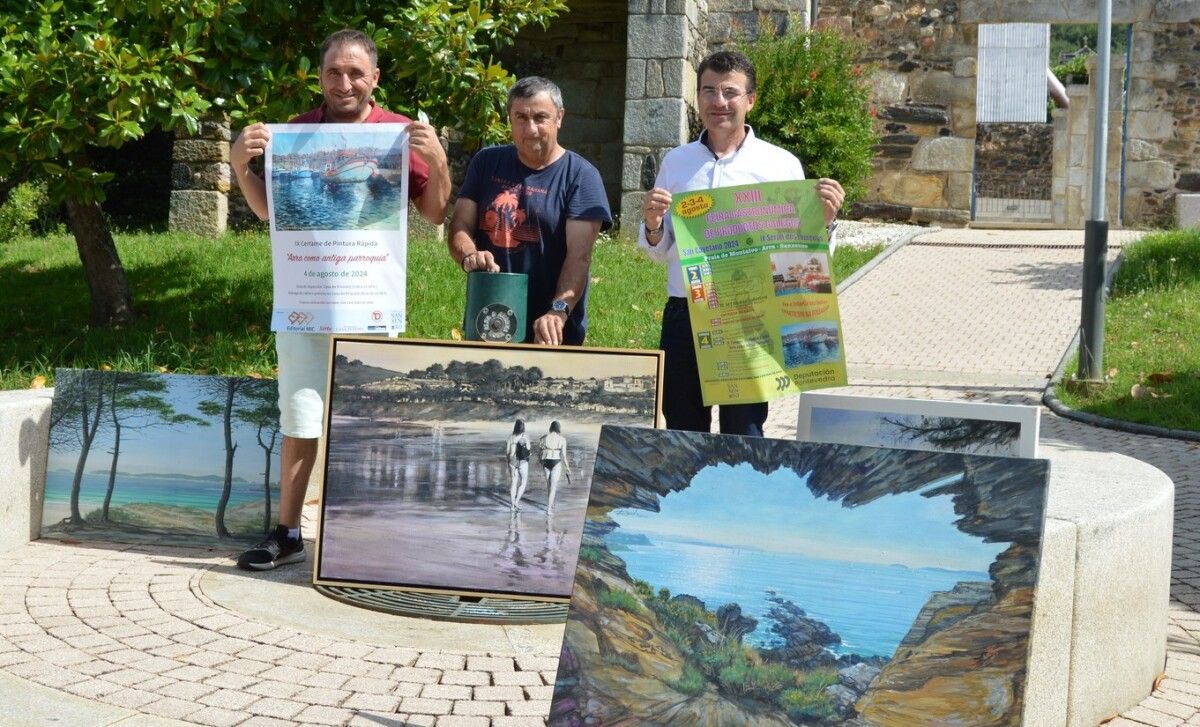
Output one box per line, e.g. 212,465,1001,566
289,101,429,201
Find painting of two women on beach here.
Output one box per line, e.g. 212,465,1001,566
315,339,662,599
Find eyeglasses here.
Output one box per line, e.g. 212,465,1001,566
699,87,749,102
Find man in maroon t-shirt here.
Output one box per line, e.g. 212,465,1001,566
230,29,451,571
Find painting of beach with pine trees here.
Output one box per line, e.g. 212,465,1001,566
42,369,282,546
551,426,1048,725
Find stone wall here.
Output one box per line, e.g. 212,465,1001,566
497,0,628,215
974,122,1053,199
1124,19,1200,227
705,0,812,49
168,115,230,235
619,0,710,232
816,0,976,226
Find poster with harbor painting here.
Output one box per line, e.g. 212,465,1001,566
797,392,1041,458
551,426,1049,726
315,338,663,600
265,123,410,334
42,369,281,546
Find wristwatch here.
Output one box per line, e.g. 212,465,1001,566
551,298,570,317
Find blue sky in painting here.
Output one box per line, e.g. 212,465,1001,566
48,373,277,480
809,407,1019,456
271,128,406,157
610,463,1006,572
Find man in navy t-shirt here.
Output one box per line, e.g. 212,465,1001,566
449,76,611,346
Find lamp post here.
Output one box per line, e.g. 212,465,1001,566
1078,0,1113,381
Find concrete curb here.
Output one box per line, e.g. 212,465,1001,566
1042,249,1200,444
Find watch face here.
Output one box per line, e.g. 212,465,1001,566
552,299,569,314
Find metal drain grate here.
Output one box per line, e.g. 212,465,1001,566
909,241,1086,250
314,585,568,625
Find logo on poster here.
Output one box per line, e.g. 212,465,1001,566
675,193,714,218
288,311,313,326
371,310,383,322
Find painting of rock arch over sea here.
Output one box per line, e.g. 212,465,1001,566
315,338,663,600
550,426,1049,726
43,369,282,546
268,124,409,232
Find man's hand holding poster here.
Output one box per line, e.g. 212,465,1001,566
265,123,410,334
671,180,848,406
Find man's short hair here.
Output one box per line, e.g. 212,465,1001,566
320,29,378,69
507,76,564,113
697,50,757,93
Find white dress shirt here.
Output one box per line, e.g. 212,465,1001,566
639,126,837,298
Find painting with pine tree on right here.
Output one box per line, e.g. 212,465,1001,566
550,425,1049,726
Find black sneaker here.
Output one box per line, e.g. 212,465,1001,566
237,525,305,570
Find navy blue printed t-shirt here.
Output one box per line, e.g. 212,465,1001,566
458,145,611,344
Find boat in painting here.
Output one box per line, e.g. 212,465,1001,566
323,158,378,184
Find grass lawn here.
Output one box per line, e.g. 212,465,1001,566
0,230,881,390
1057,228,1200,432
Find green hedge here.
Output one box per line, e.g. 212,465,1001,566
736,22,878,206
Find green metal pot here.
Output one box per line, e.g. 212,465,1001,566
465,271,528,343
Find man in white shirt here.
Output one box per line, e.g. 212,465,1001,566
639,50,845,436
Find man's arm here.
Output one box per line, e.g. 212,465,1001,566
448,197,500,272
230,123,271,221
532,218,600,346
408,122,451,225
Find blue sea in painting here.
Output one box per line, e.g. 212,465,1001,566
43,471,266,511
609,534,989,659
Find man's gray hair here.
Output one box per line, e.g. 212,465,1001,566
320,29,378,69
507,76,564,112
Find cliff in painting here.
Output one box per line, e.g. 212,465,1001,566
550,426,1048,726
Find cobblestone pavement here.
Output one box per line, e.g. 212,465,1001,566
3,227,1196,726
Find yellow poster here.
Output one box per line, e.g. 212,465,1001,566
671,180,847,406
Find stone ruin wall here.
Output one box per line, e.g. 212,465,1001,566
1125,19,1200,226
618,0,710,230
168,0,1199,234
814,0,977,226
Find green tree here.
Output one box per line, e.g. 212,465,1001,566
100,372,205,522
734,22,878,205
232,378,282,534
0,0,565,325
198,376,250,539
48,369,108,526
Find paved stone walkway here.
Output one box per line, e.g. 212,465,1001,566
3,226,1197,726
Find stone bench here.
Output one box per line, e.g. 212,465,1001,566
0,390,1172,726
0,389,52,555
1026,444,1172,726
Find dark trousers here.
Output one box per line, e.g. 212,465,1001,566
659,297,767,437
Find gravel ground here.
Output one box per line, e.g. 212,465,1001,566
837,219,936,248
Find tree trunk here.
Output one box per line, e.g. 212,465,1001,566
261,435,274,535
103,417,121,522
70,381,104,526
215,381,237,539
65,196,135,327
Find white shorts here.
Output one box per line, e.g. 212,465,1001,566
276,331,393,438
275,332,333,439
